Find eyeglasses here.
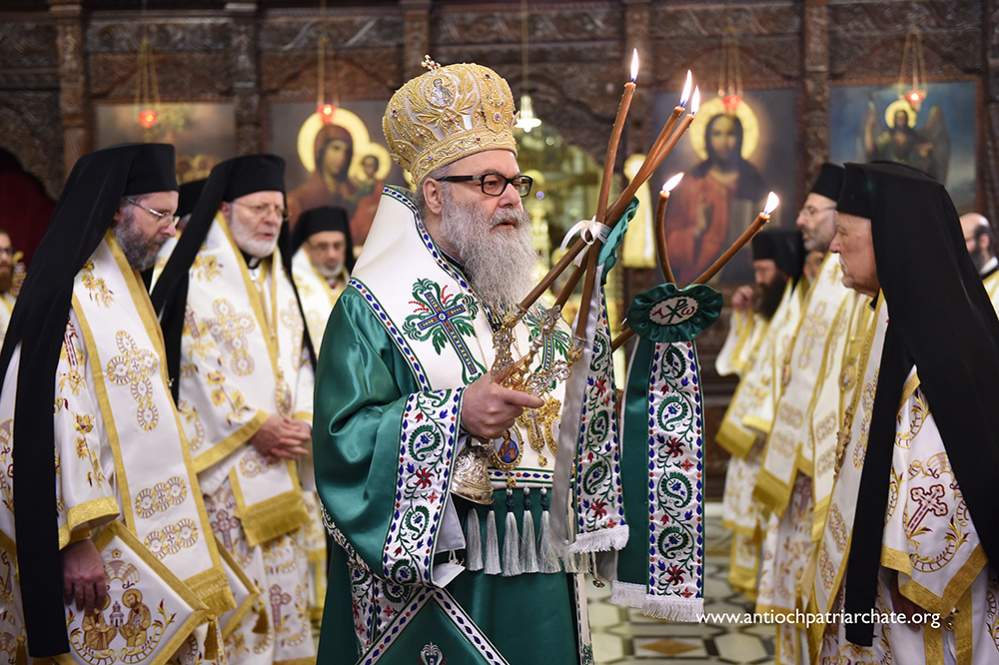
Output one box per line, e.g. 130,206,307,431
800,204,836,219
234,201,289,222
125,197,180,227
436,173,534,198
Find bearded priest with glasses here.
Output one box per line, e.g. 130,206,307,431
310,59,604,664
151,154,319,663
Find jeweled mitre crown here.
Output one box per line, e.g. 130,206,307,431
382,57,517,186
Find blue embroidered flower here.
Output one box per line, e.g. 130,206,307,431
627,283,722,343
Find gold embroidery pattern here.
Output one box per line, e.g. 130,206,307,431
80,260,114,307
986,571,999,652
73,413,105,488
176,399,206,452
67,547,177,664
894,391,926,449
59,321,87,397
828,505,849,551
208,298,254,376
0,420,12,513
106,330,159,432
280,302,305,370
209,298,255,376
904,452,966,574
134,476,188,519
852,380,878,470
142,518,199,560
191,255,222,282
237,449,278,479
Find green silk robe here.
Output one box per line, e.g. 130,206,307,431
313,287,584,664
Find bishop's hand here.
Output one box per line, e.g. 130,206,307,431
62,537,109,614
250,415,311,461
461,371,544,440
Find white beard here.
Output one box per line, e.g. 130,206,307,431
439,192,536,315
229,213,278,258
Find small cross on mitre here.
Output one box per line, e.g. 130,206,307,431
421,54,442,71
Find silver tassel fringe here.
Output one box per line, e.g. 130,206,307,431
539,489,562,573
502,489,523,577
465,507,483,572
484,509,501,575
520,488,539,573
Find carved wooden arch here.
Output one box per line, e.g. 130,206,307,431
0,105,61,198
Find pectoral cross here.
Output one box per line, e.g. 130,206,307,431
269,584,292,630
106,330,159,431
907,484,949,533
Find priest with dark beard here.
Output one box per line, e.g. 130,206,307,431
717,228,806,597
0,144,231,662
312,61,590,663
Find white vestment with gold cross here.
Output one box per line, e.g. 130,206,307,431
157,213,317,665
810,297,999,664
0,234,240,664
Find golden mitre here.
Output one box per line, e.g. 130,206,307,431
382,57,517,186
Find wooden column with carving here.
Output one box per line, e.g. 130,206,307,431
983,0,999,224
227,2,261,154
50,0,88,179
401,0,431,81
801,0,830,193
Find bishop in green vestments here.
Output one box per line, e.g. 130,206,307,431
313,61,592,664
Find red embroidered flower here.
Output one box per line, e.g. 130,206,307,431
415,467,433,489
666,564,685,585
666,438,684,458
591,500,607,519
680,459,694,472
680,588,694,598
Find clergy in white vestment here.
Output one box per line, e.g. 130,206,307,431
960,213,999,312
718,229,806,596
752,164,856,664
151,154,318,663
0,144,235,662
811,161,999,663
0,230,16,346
290,205,352,351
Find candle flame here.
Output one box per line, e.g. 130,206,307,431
764,192,780,215
680,70,693,106
690,86,701,115
630,49,639,82
662,173,684,194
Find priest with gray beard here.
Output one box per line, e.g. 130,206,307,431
311,61,588,664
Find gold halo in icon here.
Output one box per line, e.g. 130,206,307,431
688,96,760,162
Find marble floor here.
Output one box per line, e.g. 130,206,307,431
588,502,775,665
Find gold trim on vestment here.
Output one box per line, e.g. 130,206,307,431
228,465,308,548
924,620,945,665
716,417,758,458
955,581,973,665
107,236,235,614
191,409,268,473
742,414,773,437
897,545,986,617
57,496,119,550
215,537,260,638
752,468,791,517
274,658,317,665
92,521,211,665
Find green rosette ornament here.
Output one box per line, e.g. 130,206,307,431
625,282,722,343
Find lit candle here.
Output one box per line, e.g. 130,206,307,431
595,49,639,222
655,173,684,284
604,72,693,224
693,191,779,285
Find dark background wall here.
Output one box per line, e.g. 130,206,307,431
0,0,992,497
